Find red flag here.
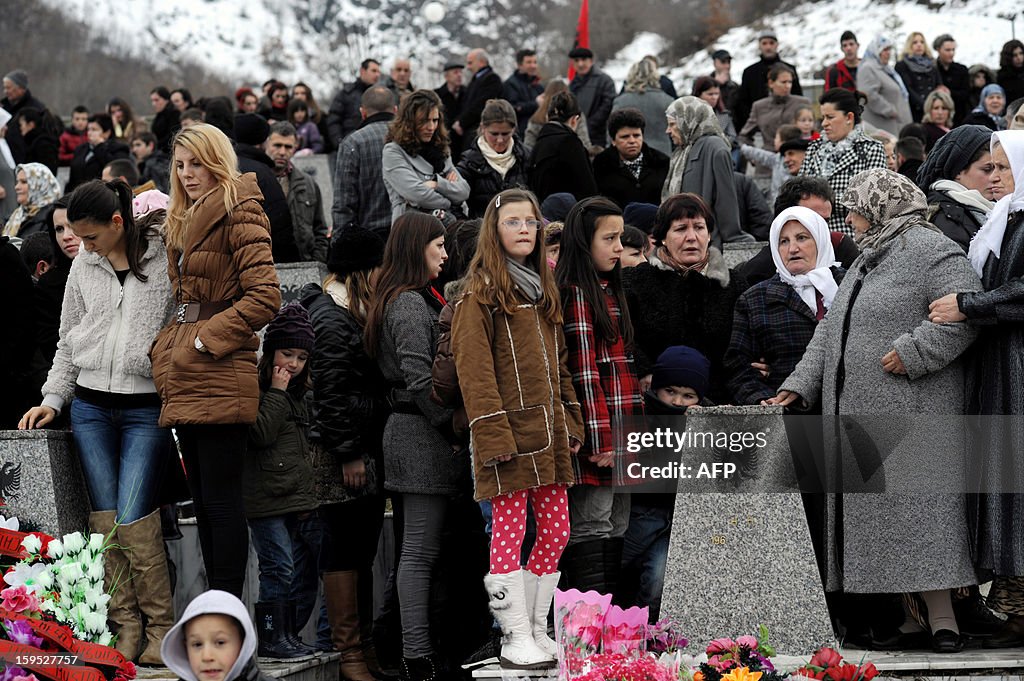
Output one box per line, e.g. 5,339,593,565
567,0,589,80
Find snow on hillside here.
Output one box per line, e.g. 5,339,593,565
667,0,1021,89
40,0,570,94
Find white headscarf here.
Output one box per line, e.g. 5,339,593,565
769,206,840,313
968,130,1024,276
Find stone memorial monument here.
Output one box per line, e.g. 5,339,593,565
659,405,835,654
277,262,329,304
0,430,89,536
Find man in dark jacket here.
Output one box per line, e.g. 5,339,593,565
131,132,170,193
326,59,382,146
149,86,180,153
825,31,860,92
453,49,502,152
733,30,803,131
711,50,740,113
2,70,47,165
569,47,617,147
266,122,328,263
332,86,397,239
233,113,300,263
732,172,772,240
16,108,59,173
592,108,668,208
435,61,466,161
503,49,544,134
934,34,971,126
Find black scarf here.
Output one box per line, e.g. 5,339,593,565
418,144,448,174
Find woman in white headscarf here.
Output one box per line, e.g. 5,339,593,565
2,162,61,238
929,130,1024,645
857,35,914,136
662,96,753,242
725,206,842,405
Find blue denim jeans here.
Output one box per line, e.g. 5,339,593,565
70,398,172,523
620,503,672,620
249,511,324,612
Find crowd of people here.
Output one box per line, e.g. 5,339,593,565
1,24,1024,681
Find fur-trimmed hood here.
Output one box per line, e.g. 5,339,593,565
647,245,731,287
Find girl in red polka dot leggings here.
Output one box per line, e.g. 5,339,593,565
452,189,585,670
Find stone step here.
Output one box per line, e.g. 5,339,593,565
470,647,1024,678
136,653,340,681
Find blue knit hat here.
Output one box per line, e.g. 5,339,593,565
651,345,711,399
623,202,659,235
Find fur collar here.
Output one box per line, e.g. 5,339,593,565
647,245,731,287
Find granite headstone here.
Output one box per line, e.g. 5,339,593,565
0,430,89,536
292,154,334,223
276,262,328,304
659,405,835,654
722,241,764,270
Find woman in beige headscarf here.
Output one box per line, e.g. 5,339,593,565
3,162,61,238
663,96,753,243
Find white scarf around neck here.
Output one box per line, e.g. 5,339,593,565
477,136,517,179
769,206,840,313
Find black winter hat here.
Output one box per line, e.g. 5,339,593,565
327,229,386,277
916,125,993,190
541,192,576,222
234,113,270,146
651,345,711,399
778,138,810,155
623,202,658,234
263,302,316,354
568,47,594,60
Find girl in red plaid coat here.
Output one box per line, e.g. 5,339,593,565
555,196,645,595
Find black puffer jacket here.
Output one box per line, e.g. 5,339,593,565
456,137,531,218
299,282,387,502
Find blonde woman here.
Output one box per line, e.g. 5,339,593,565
922,89,956,150
149,123,281,597
895,32,943,122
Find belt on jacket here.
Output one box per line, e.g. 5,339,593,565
176,301,233,323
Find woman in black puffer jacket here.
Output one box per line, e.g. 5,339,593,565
457,99,531,218
298,228,388,681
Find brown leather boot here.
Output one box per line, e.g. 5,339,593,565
117,510,175,666
324,571,375,681
90,511,141,660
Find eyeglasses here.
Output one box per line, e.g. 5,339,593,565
500,219,542,231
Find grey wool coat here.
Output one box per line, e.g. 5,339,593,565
856,58,913,137
376,290,469,495
680,136,746,246
781,226,982,593
381,142,470,222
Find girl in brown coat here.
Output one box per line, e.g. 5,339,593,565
451,188,584,670
150,123,281,597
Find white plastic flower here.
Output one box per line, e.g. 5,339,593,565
0,515,20,531
60,562,84,582
4,562,50,594
20,534,41,555
87,533,105,552
62,532,85,555
86,560,103,582
35,570,53,590
83,611,106,633
46,538,64,559
98,632,112,647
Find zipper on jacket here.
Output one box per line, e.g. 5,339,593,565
106,279,125,393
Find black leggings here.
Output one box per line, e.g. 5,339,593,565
177,424,250,597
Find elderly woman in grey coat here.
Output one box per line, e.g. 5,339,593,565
857,36,914,136
612,59,675,156
769,168,983,653
663,96,754,243
383,89,470,224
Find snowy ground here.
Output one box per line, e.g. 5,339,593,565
605,0,1022,92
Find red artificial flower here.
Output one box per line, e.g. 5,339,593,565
855,662,878,681
809,647,843,670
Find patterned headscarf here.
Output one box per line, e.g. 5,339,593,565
662,97,729,201
3,163,61,237
840,168,938,251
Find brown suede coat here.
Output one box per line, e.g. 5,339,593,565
451,291,584,501
150,174,281,427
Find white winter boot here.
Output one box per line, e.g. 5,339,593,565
523,570,560,658
484,571,556,669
